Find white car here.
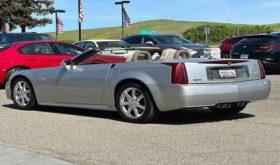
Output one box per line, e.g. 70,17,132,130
74,40,129,50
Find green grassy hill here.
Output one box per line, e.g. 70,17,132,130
269,23,280,31
49,19,280,43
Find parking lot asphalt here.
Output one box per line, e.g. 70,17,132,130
0,75,280,165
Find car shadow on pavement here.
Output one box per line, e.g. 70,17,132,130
155,108,255,125
2,104,254,125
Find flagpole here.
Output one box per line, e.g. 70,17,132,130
115,1,130,38
121,4,124,38
55,12,58,40
78,0,81,41
54,9,65,40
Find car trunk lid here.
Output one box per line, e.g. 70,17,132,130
185,59,262,84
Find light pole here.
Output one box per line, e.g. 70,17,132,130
115,0,130,38
227,19,240,36
54,9,65,40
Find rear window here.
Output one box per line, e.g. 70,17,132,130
238,37,277,44
228,37,245,44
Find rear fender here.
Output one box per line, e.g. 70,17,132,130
101,71,164,107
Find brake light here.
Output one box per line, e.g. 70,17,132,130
257,60,266,79
257,44,279,50
161,62,188,84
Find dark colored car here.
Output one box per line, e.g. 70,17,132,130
230,34,280,72
122,34,209,56
0,41,84,86
0,32,55,48
220,35,248,58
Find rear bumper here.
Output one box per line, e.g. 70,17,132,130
148,79,271,112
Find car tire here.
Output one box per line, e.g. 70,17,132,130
11,77,37,110
115,83,159,123
4,67,26,84
209,102,247,115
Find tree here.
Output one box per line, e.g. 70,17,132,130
0,0,17,31
182,24,273,44
0,0,55,32
182,25,234,44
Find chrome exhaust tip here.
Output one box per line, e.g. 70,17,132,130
216,103,232,109
237,102,247,107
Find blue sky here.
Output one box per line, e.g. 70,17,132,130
19,0,280,32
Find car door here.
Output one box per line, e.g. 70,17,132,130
53,58,112,105
19,43,72,69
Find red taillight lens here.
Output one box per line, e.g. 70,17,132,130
257,60,266,79
257,44,279,51
161,62,188,84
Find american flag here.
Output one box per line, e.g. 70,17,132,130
122,7,130,27
57,15,64,34
78,0,84,23
2,23,10,32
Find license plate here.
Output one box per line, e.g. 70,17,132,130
240,54,249,59
219,69,237,79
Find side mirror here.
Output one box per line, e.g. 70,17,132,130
61,59,73,70
145,41,155,46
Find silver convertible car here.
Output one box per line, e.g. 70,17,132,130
6,49,271,123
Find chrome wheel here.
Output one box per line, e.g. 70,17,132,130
119,87,146,119
13,81,31,107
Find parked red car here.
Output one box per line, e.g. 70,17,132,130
0,41,85,86
220,36,248,58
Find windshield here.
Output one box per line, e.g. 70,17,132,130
155,35,193,44
238,36,277,45
96,41,129,48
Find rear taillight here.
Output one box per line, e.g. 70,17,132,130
161,62,188,84
257,60,266,79
257,44,279,51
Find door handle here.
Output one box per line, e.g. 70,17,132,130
28,59,36,61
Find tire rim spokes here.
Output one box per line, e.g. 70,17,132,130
120,87,146,119
13,81,31,106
